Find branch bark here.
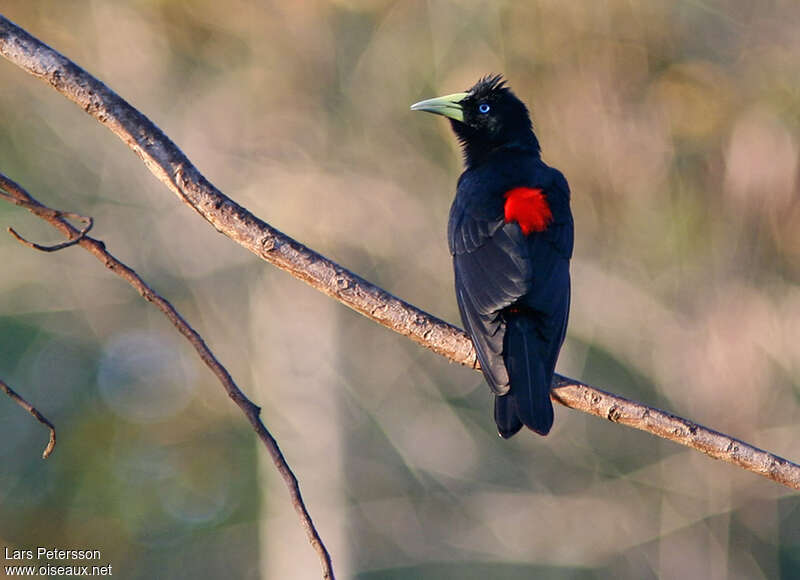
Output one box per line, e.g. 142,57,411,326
0,173,334,580
0,8,798,505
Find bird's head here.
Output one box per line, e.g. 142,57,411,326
411,74,540,167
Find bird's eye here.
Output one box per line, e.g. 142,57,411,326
478,103,490,114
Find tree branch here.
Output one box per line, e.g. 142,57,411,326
0,12,798,497
0,377,56,459
0,173,334,580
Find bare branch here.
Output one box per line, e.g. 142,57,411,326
0,173,334,580
551,378,800,490
0,378,56,459
0,13,798,498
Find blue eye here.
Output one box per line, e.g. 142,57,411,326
478,103,490,114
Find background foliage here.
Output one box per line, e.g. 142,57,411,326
1,1,799,578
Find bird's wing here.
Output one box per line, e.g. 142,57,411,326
453,223,529,395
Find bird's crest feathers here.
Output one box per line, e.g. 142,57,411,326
467,74,508,99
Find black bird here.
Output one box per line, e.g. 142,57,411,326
411,75,573,437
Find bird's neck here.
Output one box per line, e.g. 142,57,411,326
462,133,541,169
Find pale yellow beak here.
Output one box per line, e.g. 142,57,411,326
410,92,469,123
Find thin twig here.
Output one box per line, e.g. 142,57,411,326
0,173,335,579
8,214,93,251
0,189,94,250
0,14,798,497
0,378,56,459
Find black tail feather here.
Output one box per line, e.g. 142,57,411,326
494,395,523,439
496,314,554,437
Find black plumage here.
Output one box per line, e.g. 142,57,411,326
412,75,573,437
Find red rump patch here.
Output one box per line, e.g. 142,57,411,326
503,187,552,235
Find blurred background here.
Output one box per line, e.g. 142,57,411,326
1,1,799,578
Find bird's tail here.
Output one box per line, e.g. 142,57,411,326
494,314,554,438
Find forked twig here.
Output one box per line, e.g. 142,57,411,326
0,189,94,251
